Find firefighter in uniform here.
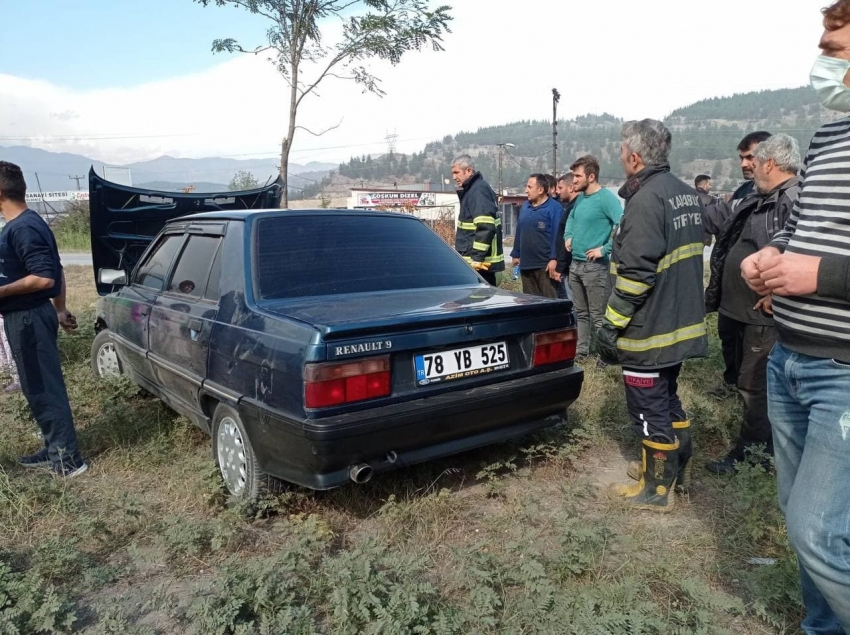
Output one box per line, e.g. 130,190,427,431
451,155,505,285
596,119,708,511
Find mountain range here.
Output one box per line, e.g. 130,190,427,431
0,145,336,193
305,85,837,199
3,85,836,200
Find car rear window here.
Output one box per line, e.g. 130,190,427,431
254,214,481,299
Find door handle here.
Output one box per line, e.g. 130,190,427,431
188,318,203,331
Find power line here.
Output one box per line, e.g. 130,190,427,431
0,132,199,141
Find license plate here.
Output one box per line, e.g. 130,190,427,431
414,342,509,386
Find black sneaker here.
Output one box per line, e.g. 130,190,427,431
52,457,89,478
705,454,737,476
19,447,51,468
706,383,736,400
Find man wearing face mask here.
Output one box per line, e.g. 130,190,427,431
740,2,850,630
703,134,801,475
597,119,707,511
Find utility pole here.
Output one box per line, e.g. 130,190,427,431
69,175,84,191
552,88,561,176
497,142,515,202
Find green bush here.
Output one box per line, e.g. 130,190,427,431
51,201,91,252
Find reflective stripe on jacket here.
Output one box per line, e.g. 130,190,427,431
606,163,708,368
454,172,505,271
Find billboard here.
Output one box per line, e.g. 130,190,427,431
25,191,90,203
355,191,437,207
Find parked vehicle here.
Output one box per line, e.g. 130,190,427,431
89,171,584,499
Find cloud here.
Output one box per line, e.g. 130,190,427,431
0,0,824,166
49,110,79,122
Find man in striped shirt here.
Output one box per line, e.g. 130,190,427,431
742,2,850,630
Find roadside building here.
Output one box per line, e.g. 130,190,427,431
347,187,459,221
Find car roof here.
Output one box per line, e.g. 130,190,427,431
169,209,424,223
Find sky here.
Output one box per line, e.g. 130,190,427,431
0,0,828,168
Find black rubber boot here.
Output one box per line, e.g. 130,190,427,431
673,420,692,492
626,420,692,492
611,436,679,512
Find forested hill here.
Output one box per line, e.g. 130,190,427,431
304,86,837,198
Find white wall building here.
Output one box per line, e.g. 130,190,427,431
347,188,459,222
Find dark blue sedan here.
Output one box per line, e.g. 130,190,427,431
89,172,583,499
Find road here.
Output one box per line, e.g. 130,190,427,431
60,253,93,267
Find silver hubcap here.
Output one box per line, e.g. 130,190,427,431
96,341,121,377
217,417,248,496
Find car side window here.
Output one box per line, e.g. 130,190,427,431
203,241,223,302
135,234,184,291
166,235,222,299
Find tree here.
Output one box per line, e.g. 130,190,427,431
196,0,453,206
228,170,260,190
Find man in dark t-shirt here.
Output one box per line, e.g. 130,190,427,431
0,161,86,477
554,173,578,300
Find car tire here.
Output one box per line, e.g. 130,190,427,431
91,329,123,378
212,404,270,501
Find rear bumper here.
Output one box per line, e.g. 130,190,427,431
240,365,584,489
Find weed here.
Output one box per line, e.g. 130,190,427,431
377,488,462,548
155,515,240,566
87,598,156,635
556,514,612,579
475,456,517,497
0,559,77,634
0,267,806,633
712,448,803,628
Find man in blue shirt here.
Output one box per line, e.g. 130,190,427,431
0,161,86,478
510,174,564,298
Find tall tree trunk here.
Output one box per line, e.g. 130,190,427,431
281,60,300,208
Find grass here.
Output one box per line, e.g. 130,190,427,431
0,266,803,634
53,229,91,253
50,201,92,253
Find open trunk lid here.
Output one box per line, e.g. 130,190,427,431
89,167,284,295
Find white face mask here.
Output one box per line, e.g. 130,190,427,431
811,55,850,112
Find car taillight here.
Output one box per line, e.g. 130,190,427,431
533,329,578,367
304,356,391,408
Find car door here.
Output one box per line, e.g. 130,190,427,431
148,226,224,412
110,232,186,383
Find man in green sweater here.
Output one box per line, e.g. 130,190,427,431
564,156,623,362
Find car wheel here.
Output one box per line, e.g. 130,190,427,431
212,404,268,501
91,329,122,378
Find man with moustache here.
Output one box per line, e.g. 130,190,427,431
704,134,801,475
553,172,578,300
706,131,774,400
510,174,563,298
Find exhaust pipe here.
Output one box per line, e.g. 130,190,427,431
349,463,374,484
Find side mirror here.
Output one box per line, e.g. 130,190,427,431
98,268,127,286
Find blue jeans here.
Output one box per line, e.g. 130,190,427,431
768,343,850,634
